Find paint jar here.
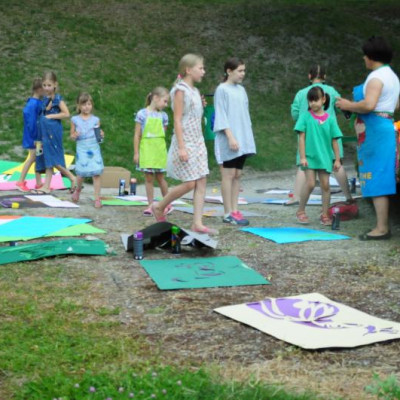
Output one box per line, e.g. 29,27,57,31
171,225,181,255
130,178,137,195
133,231,144,260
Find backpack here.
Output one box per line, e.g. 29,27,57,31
328,201,359,221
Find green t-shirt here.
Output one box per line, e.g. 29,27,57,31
294,111,342,173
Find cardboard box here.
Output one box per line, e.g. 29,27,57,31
101,167,131,189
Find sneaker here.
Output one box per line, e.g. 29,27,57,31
16,181,30,192
223,211,249,226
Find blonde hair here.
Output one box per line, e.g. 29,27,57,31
145,86,169,107
175,53,204,84
31,77,43,94
42,71,58,92
76,92,94,113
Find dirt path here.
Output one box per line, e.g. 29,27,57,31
4,154,400,399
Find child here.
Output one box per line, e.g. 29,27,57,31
213,57,256,226
133,87,171,216
16,78,44,192
70,92,104,208
32,71,76,194
295,86,342,225
152,54,215,234
289,64,353,205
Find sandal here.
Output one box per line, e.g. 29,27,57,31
69,179,78,194
30,188,51,195
164,204,174,215
16,181,30,192
151,202,166,222
191,226,218,235
320,213,332,226
296,210,309,224
94,198,102,208
71,187,82,203
143,206,153,216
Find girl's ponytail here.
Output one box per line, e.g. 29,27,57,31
323,93,330,110
145,92,153,107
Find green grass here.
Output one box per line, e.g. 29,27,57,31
0,261,323,400
1,0,400,181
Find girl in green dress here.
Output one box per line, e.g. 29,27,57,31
295,87,342,226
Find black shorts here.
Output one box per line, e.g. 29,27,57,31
222,154,247,170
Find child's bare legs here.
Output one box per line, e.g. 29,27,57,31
333,165,352,201
192,177,207,230
41,168,54,192
55,164,76,189
155,172,168,197
298,169,316,213
92,175,101,200
292,168,306,203
318,170,331,217
19,149,36,184
144,172,155,206
153,181,195,220
221,167,236,215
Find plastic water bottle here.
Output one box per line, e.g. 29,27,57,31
130,178,137,195
94,124,103,143
133,231,144,260
331,207,340,230
171,225,181,254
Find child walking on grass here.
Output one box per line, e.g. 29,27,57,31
33,71,76,194
16,78,44,192
152,54,216,234
70,92,104,208
295,86,342,226
213,57,256,226
133,87,171,216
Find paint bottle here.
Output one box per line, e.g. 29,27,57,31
350,178,356,194
119,179,126,196
331,207,340,230
133,231,144,260
130,178,137,195
35,141,43,156
171,225,181,255
94,125,103,143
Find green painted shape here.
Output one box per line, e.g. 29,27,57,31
46,224,106,237
140,256,270,290
0,239,109,265
0,161,20,174
101,198,146,206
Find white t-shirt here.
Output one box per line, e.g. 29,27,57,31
363,66,400,112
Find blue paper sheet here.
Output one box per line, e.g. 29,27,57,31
0,216,92,238
241,227,350,244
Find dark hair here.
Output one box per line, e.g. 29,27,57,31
362,36,393,64
31,77,42,94
309,64,326,81
307,86,330,110
223,57,245,82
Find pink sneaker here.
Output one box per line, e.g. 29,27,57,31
16,181,30,192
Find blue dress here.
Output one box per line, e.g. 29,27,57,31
72,115,104,177
35,94,66,172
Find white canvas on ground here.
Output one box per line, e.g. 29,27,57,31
214,293,400,349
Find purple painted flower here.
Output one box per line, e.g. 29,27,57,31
89,386,96,393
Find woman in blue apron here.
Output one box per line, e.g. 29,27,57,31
337,36,400,240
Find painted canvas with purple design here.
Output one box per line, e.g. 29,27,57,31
214,293,400,349
140,256,270,290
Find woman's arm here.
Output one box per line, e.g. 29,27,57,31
173,90,188,162
336,78,383,114
133,122,142,165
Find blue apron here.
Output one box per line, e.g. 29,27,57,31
353,84,396,197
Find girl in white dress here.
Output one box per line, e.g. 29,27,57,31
152,54,215,234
